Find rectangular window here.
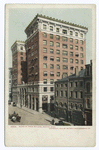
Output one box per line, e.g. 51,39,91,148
21,52,23,55
80,47,83,51
62,29,67,34
80,33,83,38
50,26,53,31
61,84,63,87
50,49,54,54
21,57,23,60
62,73,68,78
63,65,68,70
65,91,67,97
80,40,83,45
80,91,83,98
70,66,73,70
70,31,73,35
50,57,54,61
50,41,54,46
50,87,54,92
81,60,83,64
56,50,60,54
62,36,67,41
70,45,73,49
56,28,59,32
70,58,73,63
70,52,73,56
75,39,78,44
43,72,47,76
70,82,73,87
56,64,60,69
50,34,53,39
60,91,63,97
81,67,83,70
80,81,83,87
43,56,47,60
43,63,47,68
43,32,47,37
50,79,54,84
50,72,54,76
75,46,78,50
44,87,47,92
43,40,47,45
70,91,73,97
65,84,67,87
56,57,60,62
75,32,78,36
43,79,47,84
62,44,67,49
50,64,54,69
70,38,73,42
43,48,47,53
56,35,60,40
43,24,47,29
56,42,60,47
75,92,77,98
57,72,60,77
62,50,68,56
75,59,79,64
63,58,68,62
80,53,83,58
75,82,77,87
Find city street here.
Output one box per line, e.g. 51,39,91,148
8,105,59,125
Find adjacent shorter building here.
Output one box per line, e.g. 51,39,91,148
54,60,92,125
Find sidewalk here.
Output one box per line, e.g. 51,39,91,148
17,105,40,115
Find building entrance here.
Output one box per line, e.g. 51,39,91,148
42,95,48,112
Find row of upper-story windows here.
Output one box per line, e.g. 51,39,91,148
43,79,54,84
43,32,83,43
43,51,84,57
43,72,68,77
43,58,84,64
56,81,83,88
43,40,83,47
43,24,84,38
43,47,83,54
56,90,83,98
43,87,54,92
70,81,83,87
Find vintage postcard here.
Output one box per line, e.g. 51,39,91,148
5,4,96,147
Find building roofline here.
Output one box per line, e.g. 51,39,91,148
25,14,88,33
11,40,25,49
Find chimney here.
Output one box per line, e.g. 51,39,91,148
75,66,79,76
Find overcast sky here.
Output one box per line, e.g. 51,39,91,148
8,7,92,67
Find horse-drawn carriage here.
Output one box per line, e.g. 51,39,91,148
9,112,21,122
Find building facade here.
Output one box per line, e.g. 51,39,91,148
9,68,12,102
11,14,88,113
54,60,92,125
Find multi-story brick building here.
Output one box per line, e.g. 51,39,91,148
9,68,12,102
54,60,92,125
11,41,27,104
11,14,88,113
